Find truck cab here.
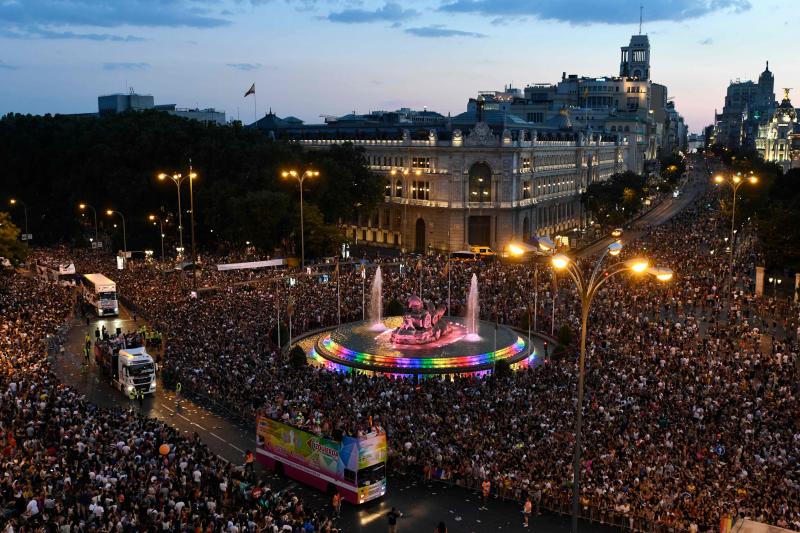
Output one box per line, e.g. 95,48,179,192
113,347,156,396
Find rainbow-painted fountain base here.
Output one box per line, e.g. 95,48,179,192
300,316,535,377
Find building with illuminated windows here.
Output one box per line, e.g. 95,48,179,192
755,89,800,170
255,102,629,253
251,32,683,253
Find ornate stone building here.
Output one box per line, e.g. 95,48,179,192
258,107,629,253
756,89,800,170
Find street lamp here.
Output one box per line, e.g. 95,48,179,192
79,203,98,242
149,214,166,260
550,243,673,533
768,276,782,298
8,198,28,237
713,171,757,286
106,209,127,254
282,169,319,269
158,170,196,256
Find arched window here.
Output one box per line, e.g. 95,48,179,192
468,162,492,202
395,180,403,197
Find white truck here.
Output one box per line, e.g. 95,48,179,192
111,347,157,396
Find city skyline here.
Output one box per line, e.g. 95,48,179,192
0,0,797,132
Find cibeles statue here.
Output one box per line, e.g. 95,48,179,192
390,295,452,345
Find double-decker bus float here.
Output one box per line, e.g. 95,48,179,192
256,414,387,504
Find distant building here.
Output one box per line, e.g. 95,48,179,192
153,104,226,126
755,88,800,170
98,92,155,115
97,90,225,124
619,34,651,81
713,62,775,149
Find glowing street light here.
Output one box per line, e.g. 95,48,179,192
549,242,673,533
282,169,319,269
713,170,758,284
79,203,98,242
106,209,127,253
8,198,28,237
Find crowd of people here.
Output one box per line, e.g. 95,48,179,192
0,272,339,530
15,163,800,533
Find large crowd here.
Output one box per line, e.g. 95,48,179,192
0,273,338,530
12,162,800,533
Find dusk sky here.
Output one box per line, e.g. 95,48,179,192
0,0,797,132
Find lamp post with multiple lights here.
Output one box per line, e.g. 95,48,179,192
549,242,673,533
713,171,757,284
281,169,319,269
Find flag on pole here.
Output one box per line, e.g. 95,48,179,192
244,83,255,97
287,296,294,317
333,261,340,279
441,260,450,279
415,259,423,273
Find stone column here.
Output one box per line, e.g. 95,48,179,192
755,266,765,297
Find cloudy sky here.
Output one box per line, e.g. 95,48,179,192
0,0,796,131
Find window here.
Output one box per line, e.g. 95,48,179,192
395,180,403,197
521,157,531,172
411,157,431,169
385,180,391,196
525,112,543,123
522,181,531,200
412,181,430,200
469,162,492,202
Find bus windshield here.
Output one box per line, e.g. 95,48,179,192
99,291,117,300
357,462,386,487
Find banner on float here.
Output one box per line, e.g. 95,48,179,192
216,259,287,271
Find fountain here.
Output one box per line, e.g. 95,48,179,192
368,266,384,330
299,266,532,376
389,295,453,345
465,274,480,339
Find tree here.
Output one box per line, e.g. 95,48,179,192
582,171,647,228
0,112,377,253
492,359,512,380
289,345,307,369
385,298,404,317
0,212,27,265
557,323,574,348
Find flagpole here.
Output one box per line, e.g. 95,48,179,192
254,91,257,123
533,267,538,333
447,261,451,317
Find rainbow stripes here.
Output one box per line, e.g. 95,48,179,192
315,335,527,372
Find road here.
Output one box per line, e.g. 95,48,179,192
578,167,706,259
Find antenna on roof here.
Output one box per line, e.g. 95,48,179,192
639,4,643,34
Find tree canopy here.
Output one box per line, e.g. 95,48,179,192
0,111,383,258
0,212,28,265
582,171,648,228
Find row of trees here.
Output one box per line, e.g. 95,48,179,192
581,171,649,228
0,112,385,257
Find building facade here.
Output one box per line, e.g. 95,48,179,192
755,89,800,170
97,91,226,124
256,107,628,253
714,62,775,149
